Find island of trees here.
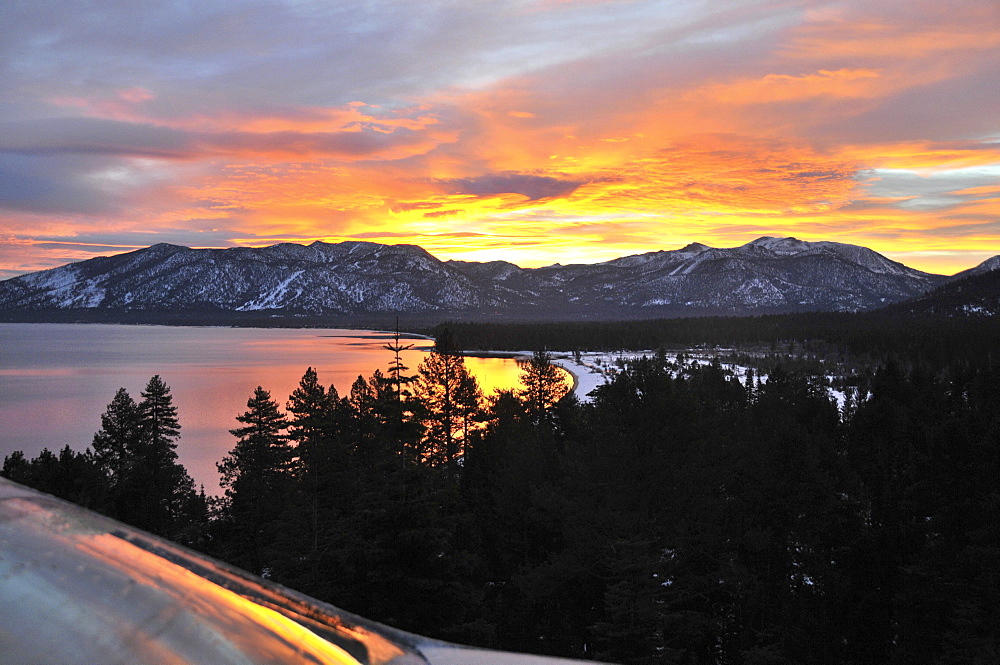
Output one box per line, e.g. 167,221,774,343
3,325,998,665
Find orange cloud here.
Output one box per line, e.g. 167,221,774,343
692,68,884,104
843,141,1000,174
787,4,1000,60
4,1,999,279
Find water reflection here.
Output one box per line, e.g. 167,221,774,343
0,325,567,494
462,356,526,396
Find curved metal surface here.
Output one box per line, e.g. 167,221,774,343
0,478,600,665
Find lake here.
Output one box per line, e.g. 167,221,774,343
0,323,531,493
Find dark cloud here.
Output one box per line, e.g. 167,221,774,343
0,113,446,216
431,232,490,238
865,167,1000,207
1,0,620,114
203,127,435,159
19,228,244,248
391,201,443,213
0,118,191,215
918,221,1000,237
782,171,847,181
1,116,437,160
29,243,141,252
348,230,490,239
438,173,586,201
1,117,190,158
0,153,123,214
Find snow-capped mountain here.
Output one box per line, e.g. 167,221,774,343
0,241,507,315
0,237,948,320
510,236,940,313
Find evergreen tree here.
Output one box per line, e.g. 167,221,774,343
5,380,203,545
517,350,569,426
1,446,104,509
218,386,292,575
413,333,482,475
383,321,416,405
91,387,142,515
132,375,195,538
28,319,989,664
286,368,341,552
1,450,29,484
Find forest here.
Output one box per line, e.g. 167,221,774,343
3,323,999,665
432,311,1000,367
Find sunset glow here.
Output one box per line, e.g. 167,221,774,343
2,0,998,278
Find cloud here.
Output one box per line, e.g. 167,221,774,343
1,0,998,276
437,173,587,201
2,110,452,161
1,117,191,158
692,68,884,104
0,153,128,215
424,209,463,219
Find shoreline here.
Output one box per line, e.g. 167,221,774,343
462,351,586,400
461,349,587,396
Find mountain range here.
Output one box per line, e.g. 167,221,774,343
0,237,996,322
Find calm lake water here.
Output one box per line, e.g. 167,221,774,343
0,323,528,493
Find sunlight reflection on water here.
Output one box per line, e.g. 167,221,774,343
0,324,536,494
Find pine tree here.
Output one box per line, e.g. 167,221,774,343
517,350,569,426
218,386,292,575
383,320,416,405
129,375,195,538
413,334,482,475
1,446,104,509
1,451,30,484
286,368,339,476
286,367,345,556
91,387,142,515
140,375,181,450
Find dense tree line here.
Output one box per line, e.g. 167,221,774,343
434,312,1000,367
4,333,998,663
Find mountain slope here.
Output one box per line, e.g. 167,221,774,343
888,260,1000,317
522,236,942,313
951,254,1000,280
0,237,949,320
0,241,508,315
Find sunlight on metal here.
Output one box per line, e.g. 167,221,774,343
0,477,602,665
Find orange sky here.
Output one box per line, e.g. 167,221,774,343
2,0,998,278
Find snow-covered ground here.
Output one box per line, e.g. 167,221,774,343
545,350,850,410
548,354,615,402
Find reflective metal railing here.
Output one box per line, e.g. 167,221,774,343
0,478,600,665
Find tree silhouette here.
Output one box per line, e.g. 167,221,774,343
413,332,482,475
517,350,569,426
91,386,142,516
126,376,195,538
383,320,416,405
218,386,291,575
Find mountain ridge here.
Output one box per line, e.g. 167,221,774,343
0,237,991,322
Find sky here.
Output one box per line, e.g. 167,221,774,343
1,0,999,279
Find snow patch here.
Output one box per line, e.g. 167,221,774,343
237,271,304,311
